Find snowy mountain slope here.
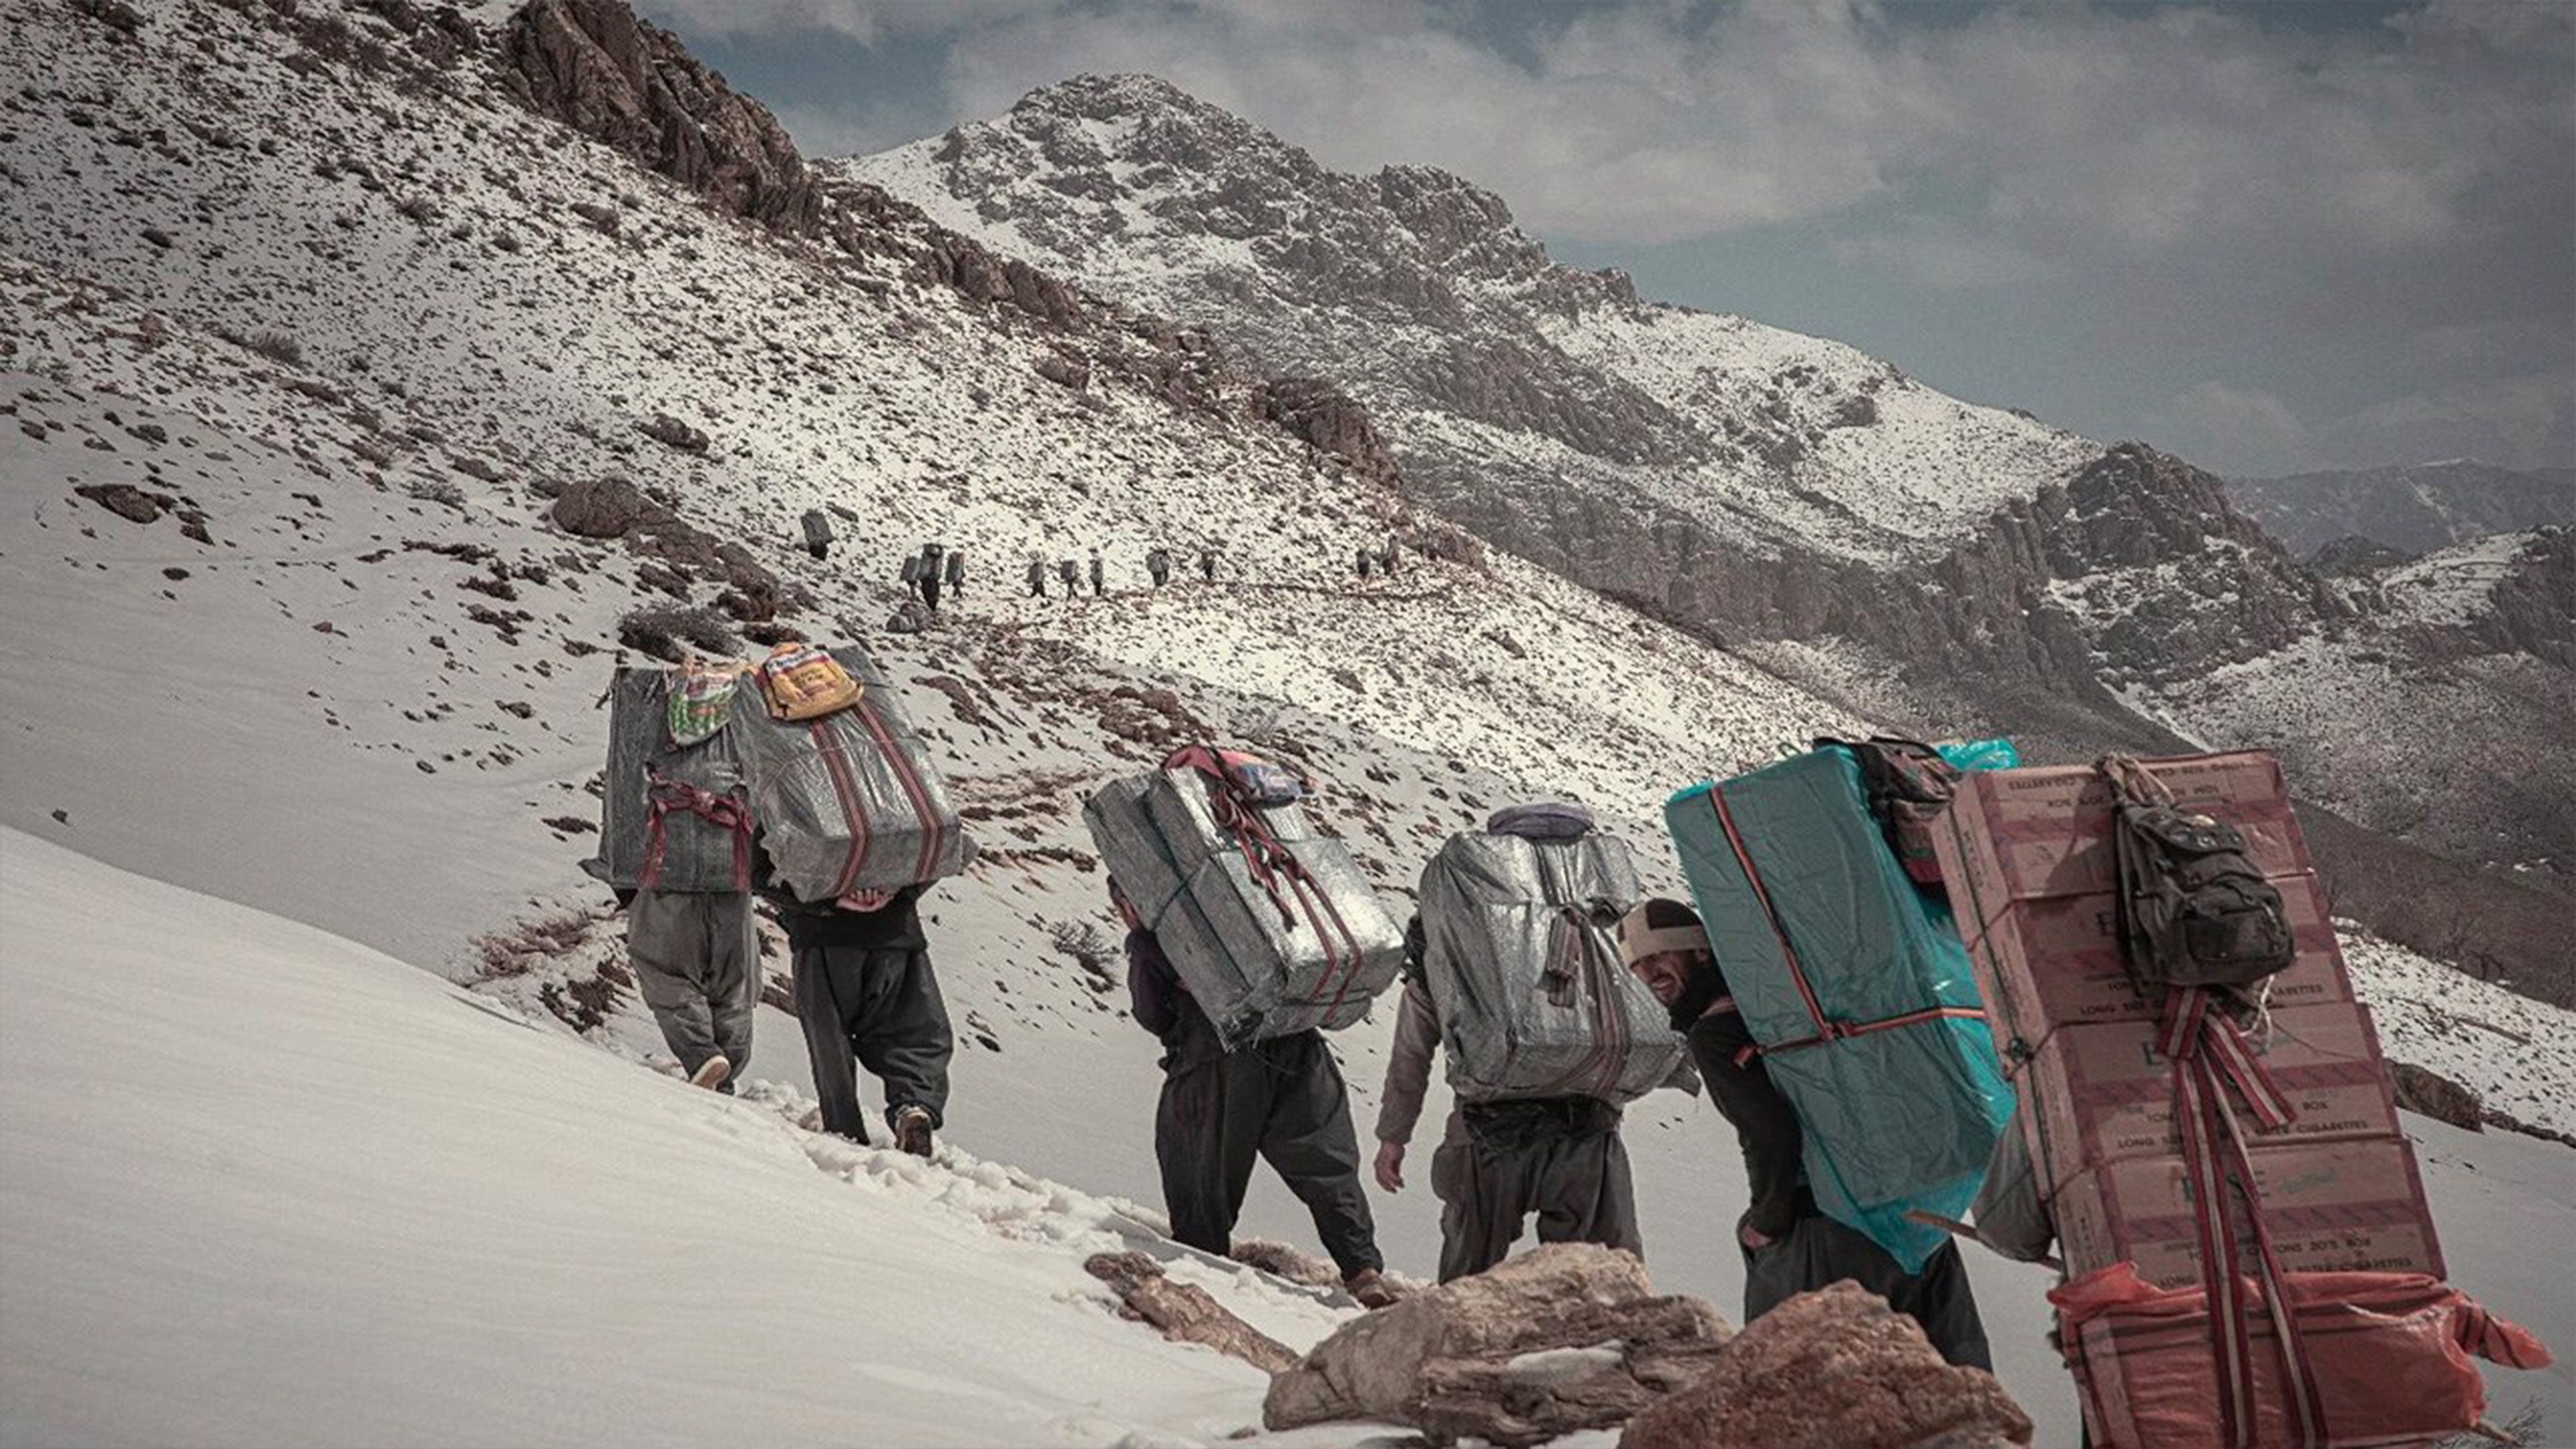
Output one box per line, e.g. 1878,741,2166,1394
0,826,1368,1449
0,3,2569,1444
842,69,2576,963
2229,460,2576,558
2130,529,2576,881
843,74,2096,572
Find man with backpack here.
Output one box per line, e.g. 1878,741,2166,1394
918,542,946,613
1088,549,1106,598
1199,547,1218,585
753,863,953,1159
1376,918,1648,1281
943,547,965,600
1146,547,1171,589
615,661,761,1094
1027,557,1047,599
1617,897,1991,1368
899,553,923,599
1058,557,1079,598
1381,804,1682,1281
800,509,833,564
1116,880,1397,1309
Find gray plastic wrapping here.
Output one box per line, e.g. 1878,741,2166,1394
1417,830,1694,1105
1085,768,1404,1048
584,667,752,894
728,646,973,902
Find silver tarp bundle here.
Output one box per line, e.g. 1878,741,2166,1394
729,645,973,903
1084,767,1403,1048
1416,828,1693,1105
584,667,753,894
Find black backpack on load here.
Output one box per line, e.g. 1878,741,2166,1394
2098,755,2296,992
1817,736,1963,887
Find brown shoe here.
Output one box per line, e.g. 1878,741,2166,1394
1345,1268,1397,1309
687,1055,732,1091
892,1105,935,1158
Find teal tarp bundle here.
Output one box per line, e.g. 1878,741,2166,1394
1664,746,2011,1271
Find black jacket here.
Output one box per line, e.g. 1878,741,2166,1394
1685,991,1809,1241
749,841,928,952
1126,928,1226,1075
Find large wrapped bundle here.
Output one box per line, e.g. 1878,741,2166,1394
1085,749,1403,1048
1417,814,1691,1105
583,666,753,894
1665,746,2012,1272
2055,1267,2550,1449
729,645,973,902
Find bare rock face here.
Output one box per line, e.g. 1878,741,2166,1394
1084,1252,1297,1375
1258,376,1403,490
502,0,820,233
548,475,645,538
1263,1244,1732,1446
1620,1281,2031,1449
2391,1061,2485,1132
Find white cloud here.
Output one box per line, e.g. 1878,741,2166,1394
2144,382,2323,478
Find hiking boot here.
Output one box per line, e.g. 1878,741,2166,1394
1344,1268,1397,1310
892,1104,935,1158
688,1054,732,1091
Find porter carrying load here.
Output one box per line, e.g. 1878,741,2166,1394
1415,803,1692,1105
585,659,755,894
1665,745,2013,1271
1085,746,1402,1048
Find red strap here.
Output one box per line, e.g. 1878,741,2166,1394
640,769,753,891
2165,987,2328,1448
851,694,945,885
811,720,874,900
1707,787,1831,1036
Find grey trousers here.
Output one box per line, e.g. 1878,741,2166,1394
794,943,953,1144
1157,1033,1383,1279
1743,1212,1992,1370
1431,1104,1642,1283
628,889,758,1085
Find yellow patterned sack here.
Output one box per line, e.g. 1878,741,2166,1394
757,643,861,721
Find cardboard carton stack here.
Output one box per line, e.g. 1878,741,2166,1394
1934,751,2441,1289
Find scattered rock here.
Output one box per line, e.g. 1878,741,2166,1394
550,475,647,538
1619,1281,2030,1449
1264,1244,1731,1443
1085,1252,1297,1375
74,482,171,525
50,808,68,825
637,412,708,453
2392,1061,2483,1133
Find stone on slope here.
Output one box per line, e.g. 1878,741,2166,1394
1262,1243,1731,1442
1619,1281,2031,1449
1083,1252,1296,1375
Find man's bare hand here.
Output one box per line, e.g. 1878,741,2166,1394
1373,1139,1406,1193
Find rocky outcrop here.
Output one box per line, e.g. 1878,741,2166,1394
501,0,820,233
1258,377,1405,490
1083,1252,1296,1374
2391,1062,2485,1132
2310,534,2415,576
1263,1244,1731,1445
2473,527,2574,667
548,475,645,539
1620,1281,2032,1449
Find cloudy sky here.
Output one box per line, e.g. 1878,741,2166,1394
643,0,2573,480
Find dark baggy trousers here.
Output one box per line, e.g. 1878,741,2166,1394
628,888,758,1085
793,943,953,1144
1430,1102,1641,1283
1157,1033,1383,1279
1743,1210,1992,1370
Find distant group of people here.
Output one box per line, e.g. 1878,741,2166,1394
1025,545,1222,598
797,510,1425,612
